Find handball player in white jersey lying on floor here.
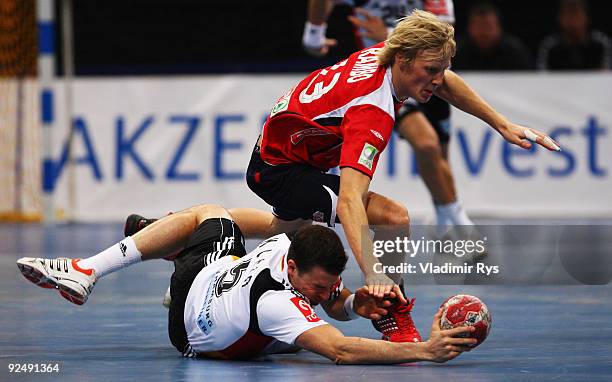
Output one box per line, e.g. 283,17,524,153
17,203,476,364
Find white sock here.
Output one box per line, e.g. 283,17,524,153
79,237,142,278
435,201,474,236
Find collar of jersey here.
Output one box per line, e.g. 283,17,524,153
269,239,292,289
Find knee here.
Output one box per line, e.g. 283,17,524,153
190,204,231,224
385,202,410,226
413,139,443,162
365,193,410,227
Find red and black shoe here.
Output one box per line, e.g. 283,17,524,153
372,298,422,343
123,214,158,237
124,213,181,261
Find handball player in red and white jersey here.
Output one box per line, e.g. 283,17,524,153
241,10,560,300
303,0,482,239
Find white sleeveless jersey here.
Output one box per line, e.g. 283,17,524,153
336,0,455,47
184,234,340,359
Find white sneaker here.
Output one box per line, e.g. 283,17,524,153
162,286,171,309
17,257,97,305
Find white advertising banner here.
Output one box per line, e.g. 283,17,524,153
47,73,612,221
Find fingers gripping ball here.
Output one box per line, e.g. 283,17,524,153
440,295,491,347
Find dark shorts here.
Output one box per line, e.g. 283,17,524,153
168,218,246,355
396,95,451,144
246,144,340,226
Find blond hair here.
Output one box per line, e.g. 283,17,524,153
378,10,456,66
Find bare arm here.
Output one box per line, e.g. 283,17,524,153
308,0,334,24
295,309,476,364
336,168,404,300
436,70,561,151
321,287,393,321
336,167,371,277
303,0,338,56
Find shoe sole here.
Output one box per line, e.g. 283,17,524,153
17,261,87,305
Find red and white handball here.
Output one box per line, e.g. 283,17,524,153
440,294,491,347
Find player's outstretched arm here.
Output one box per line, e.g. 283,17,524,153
337,168,405,303
295,309,476,364
435,70,561,152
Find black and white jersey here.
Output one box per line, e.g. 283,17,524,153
184,233,342,359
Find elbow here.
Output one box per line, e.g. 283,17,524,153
337,187,365,212
335,194,353,220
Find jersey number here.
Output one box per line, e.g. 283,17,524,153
214,259,251,297
299,59,347,103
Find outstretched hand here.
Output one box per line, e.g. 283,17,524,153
425,308,477,363
498,122,561,152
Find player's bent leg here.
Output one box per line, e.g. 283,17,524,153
191,204,233,224
124,214,159,237
168,215,247,355
161,205,252,310
269,215,312,235
397,112,457,205
362,192,421,342
228,207,310,238
132,204,230,260
364,192,410,227
398,112,476,237
16,203,235,305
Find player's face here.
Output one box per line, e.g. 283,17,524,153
396,52,450,103
290,265,340,305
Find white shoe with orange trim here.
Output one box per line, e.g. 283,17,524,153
17,257,97,305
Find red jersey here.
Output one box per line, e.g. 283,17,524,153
261,42,402,178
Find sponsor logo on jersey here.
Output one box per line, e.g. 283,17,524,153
270,86,295,117
358,143,378,170
370,129,384,142
290,297,321,323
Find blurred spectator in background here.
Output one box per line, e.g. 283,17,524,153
537,0,611,70
452,2,532,70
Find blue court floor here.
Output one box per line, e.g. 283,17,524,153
1,222,611,382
